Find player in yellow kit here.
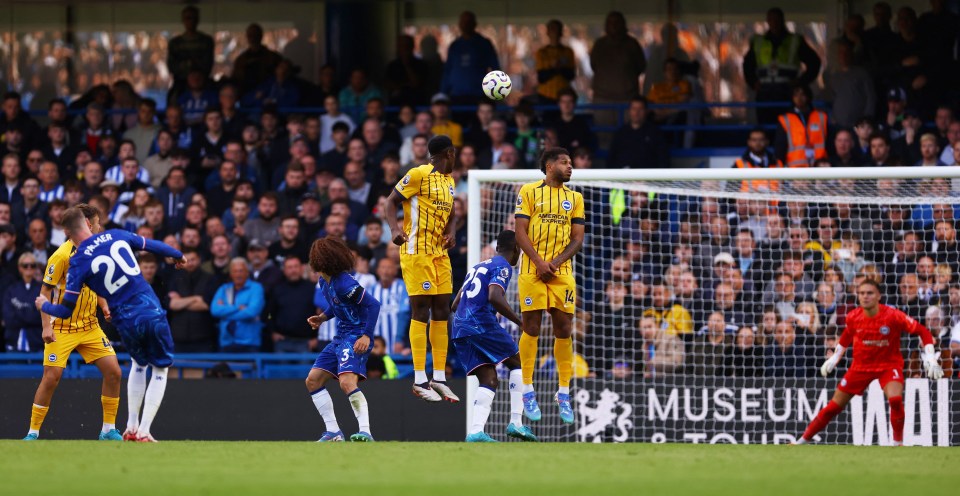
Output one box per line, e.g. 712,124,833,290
514,147,585,425
23,203,123,441
384,135,459,402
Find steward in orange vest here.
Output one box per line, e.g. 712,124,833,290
732,127,784,193
774,83,827,168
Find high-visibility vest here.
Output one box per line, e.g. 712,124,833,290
778,110,827,168
753,33,801,84
735,157,783,193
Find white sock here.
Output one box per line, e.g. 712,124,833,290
793,437,808,445
523,383,534,394
310,388,340,433
414,370,428,384
558,386,570,395
470,387,496,435
101,423,115,434
509,369,523,426
137,367,168,436
28,428,39,436
348,389,371,434
433,370,447,382
126,360,148,431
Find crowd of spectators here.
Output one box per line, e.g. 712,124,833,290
0,3,959,383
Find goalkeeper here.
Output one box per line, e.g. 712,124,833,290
795,279,944,445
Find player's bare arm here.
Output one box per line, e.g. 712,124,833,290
442,212,456,249
98,296,111,322
384,189,408,246
353,335,371,354
489,284,523,330
515,215,556,281
38,284,56,343
307,312,332,330
549,222,584,268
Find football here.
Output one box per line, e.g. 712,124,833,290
482,70,512,101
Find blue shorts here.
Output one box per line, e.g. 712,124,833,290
312,335,370,379
112,293,175,368
452,331,519,375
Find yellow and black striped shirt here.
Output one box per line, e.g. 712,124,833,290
395,164,455,256
514,180,585,275
42,240,99,333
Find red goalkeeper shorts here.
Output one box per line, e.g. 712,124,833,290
837,367,904,396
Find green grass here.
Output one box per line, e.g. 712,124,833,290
1,441,956,496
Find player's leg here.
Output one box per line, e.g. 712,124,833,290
133,314,176,442
339,372,373,441
427,289,459,402
466,365,499,442
882,371,906,446
549,305,576,425
25,334,76,439
409,294,441,401
519,309,543,421
502,354,538,442
797,388,855,444
91,355,122,440
306,365,343,441
125,359,148,440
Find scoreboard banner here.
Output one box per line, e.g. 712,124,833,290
574,377,955,446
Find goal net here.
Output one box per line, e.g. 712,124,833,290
466,166,957,445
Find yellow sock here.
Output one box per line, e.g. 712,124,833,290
429,320,448,378
519,332,538,385
410,320,428,372
30,403,49,432
554,337,574,388
101,395,119,425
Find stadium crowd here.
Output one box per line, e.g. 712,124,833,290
0,3,959,381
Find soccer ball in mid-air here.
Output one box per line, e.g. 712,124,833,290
482,70,512,101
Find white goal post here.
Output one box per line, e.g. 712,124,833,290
465,166,960,444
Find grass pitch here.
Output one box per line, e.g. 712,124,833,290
1,441,956,496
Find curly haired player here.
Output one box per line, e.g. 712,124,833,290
795,279,944,445
305,236,382,442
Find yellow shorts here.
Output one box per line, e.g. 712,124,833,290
43,327,116,368
518,273,576,314
401,253,452,296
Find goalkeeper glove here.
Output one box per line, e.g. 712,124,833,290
921,344,944,380
820,345,844,377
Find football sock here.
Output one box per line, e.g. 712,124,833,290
523,383,534,394
470,386,496,435
429,320,448,381
558,386,570,395
410,320,428,380
519,332,538,386
889,395,905,443
29,403,49,434
137,367,168,436
509,369,523,426
101,395,119,433
554,337,574,389
802,400,843,441
348,389,371,434
126,360,148,431
310,387,339,433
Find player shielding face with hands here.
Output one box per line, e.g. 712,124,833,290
450,230,537,442
383,135,459,403
514,147,585,425
305,237,382,442
796,279,944,445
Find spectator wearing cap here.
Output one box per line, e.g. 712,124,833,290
879,87,907,140
774,83,827,168
166,248,218,352
823,39,875,129
211,258,266,353
429,94,463,148
608,96,668,168
547,89,597,154
269,215,309,266
399,113,434,166
3,252,42,352
915,133,945,167
266,256,317,353
441,11,500,103
11,177,47,238
298,192,324,241
247,240,282,296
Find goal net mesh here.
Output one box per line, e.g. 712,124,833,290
474,173,955,445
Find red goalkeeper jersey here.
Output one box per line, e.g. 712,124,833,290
839,304,934,372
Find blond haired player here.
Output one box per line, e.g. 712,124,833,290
384,135,459,402
23,203,123,441
514,147,585,424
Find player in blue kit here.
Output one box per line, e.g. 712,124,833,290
305,237,382,442
36,206,186,443
451,230,537,442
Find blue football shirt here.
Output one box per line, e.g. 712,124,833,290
451,255,513,339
